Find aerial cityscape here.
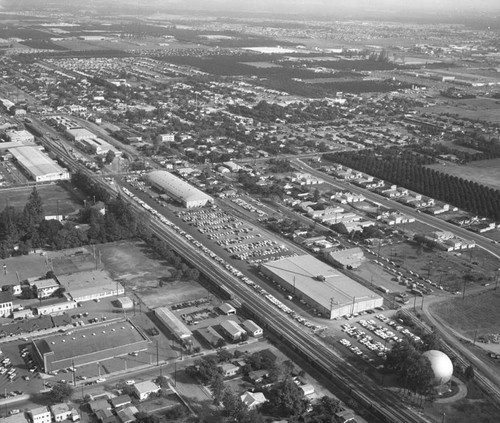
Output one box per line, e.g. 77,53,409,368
0,1,500,422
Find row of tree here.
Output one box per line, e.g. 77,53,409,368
325,149,500,221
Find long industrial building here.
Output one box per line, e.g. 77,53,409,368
147,170,213,208
32,320,149,373
9,146,70,182
260,255,383,319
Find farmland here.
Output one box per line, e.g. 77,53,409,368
427,159,500,190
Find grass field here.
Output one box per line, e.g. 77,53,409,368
0,183,84,216
423,99,500,124
427,159,500,190
430,290,500,338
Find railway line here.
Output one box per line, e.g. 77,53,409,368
41,135,430,422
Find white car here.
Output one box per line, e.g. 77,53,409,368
125,380,135,386
9,409,20,415
96,378,106,383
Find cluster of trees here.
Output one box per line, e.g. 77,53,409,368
385,340,436,398
143,234,200,282
325,149,500,221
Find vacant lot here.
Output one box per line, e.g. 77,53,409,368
427,160,500,190
97,240,207,308
430,290,500,339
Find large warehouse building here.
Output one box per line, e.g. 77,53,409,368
260,255,383,319
32,320,149,373
9,146,70,182
147,170,213,208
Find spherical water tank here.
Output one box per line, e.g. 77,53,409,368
421,350,453,385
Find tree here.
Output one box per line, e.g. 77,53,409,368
49,383,74,402
211,372,225,405
310,396,343,422
464,365,475,381
156,375,169,388
222,388,247,421
105,149,116,164
264,377,308,417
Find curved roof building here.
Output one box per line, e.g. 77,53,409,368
147,170,213,208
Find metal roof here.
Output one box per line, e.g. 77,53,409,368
147,170,212,204
9,146,67,179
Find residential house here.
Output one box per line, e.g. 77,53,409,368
219,363,239,377
133,381,160,400
0,291,13,318
110,394,132,409
240,391,267,409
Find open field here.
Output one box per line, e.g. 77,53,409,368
430,290,500,339
0,182,84,216
427,159,500,190
422,99,500,124
96,240,207,308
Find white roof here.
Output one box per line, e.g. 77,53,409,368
147,170,212,204
134,381,160,394
9,146,68,179
155,306,192,339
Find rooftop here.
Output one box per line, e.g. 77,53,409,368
33,320,147,362
56,269,122,300
9,146,68,179
261,255,381,310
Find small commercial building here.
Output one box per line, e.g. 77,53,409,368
155,307,192,343
218,303,236,315
219,320,246,342
117,296,134,309
133,381,160,401
33,278,60,299
57,270,124,303
50,403,73,422
241,320,263,337
324,248,365,269
35,299,77,316
30,406,51,423
197,326,224,347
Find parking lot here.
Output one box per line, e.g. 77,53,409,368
335,312,423,365
177,205,297,265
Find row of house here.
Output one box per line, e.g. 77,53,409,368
5,403,80,423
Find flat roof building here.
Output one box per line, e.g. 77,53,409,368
9,146,70,182
260,255,382,319
32,319,149,373
133,381,160,401
57,270,124,303
147,170,213,208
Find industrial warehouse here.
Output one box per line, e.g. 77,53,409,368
260,255,383,319
147,170,213,208
32,320,150,373
9,146,70,182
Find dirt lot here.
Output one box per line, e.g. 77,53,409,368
97,240,208,309
427,159,500,190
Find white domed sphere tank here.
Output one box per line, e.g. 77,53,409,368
422,350,453,385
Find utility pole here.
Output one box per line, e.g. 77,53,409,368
156,340,159,366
